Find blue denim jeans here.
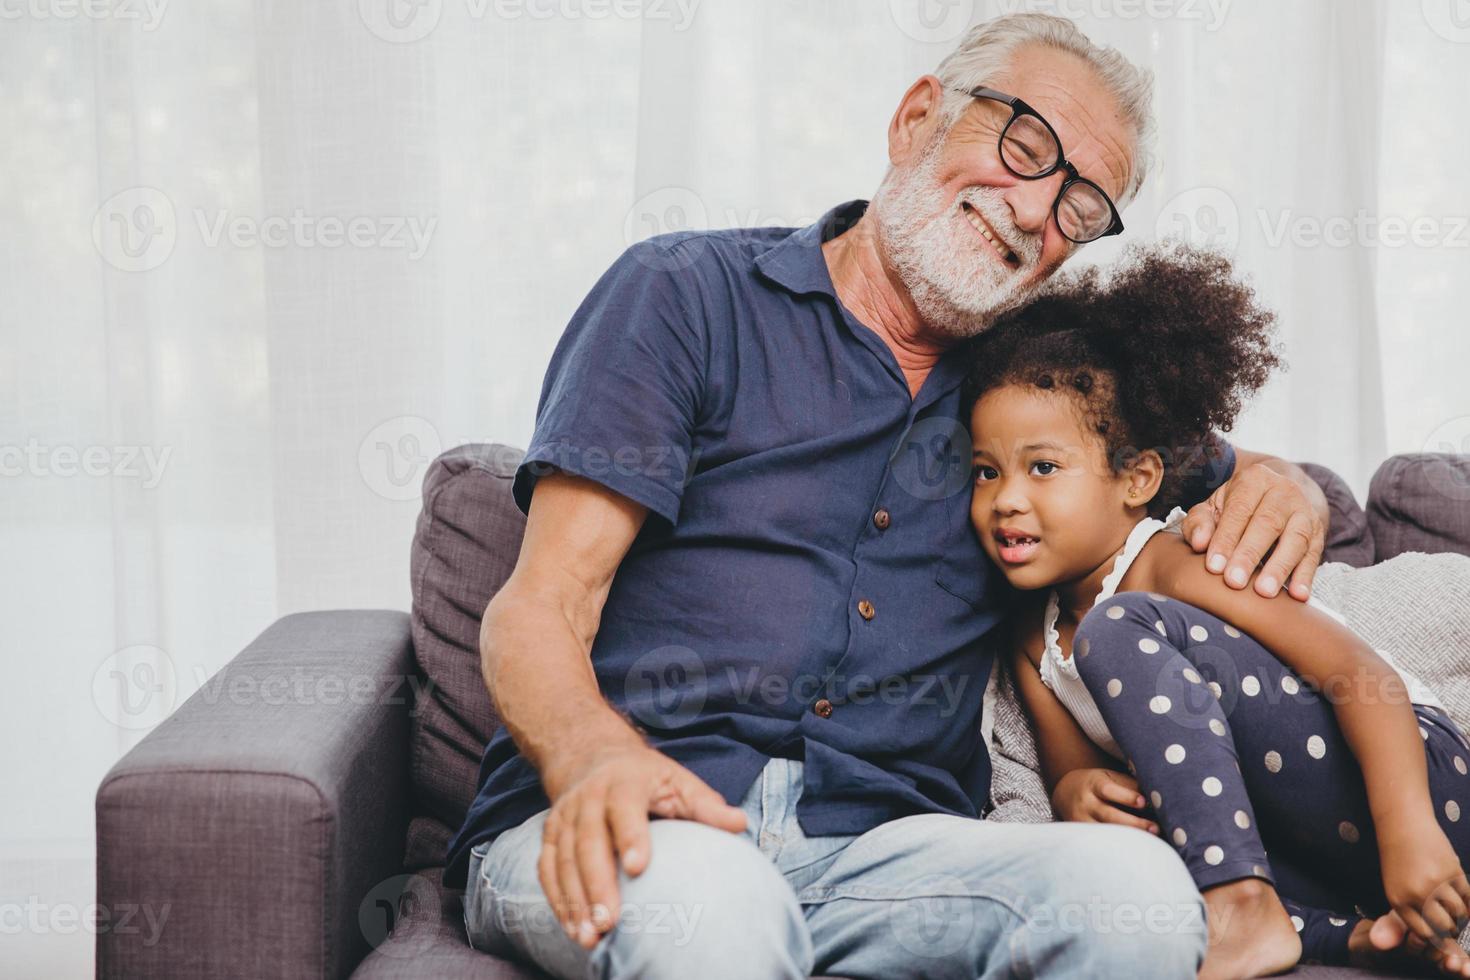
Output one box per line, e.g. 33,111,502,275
463,757,1208,978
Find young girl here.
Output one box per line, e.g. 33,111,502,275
961,244,1470,979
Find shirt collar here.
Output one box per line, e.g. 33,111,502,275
752,199,868,297
755,199,977,403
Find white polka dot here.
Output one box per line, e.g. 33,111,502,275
1456,756,1467,775
1264,751,1283,773
1182,667,1201,684
1204,845,1224,865
1106,605,1125,620
1202,776,1223,797
1291,915,1305,932
1281,676,1300,695
1173,827,1188,846
1242,676,1261,697
1447,800,1461,823
1421,727,1430,741
1329,916,1347,927
1106,678,1123,698
1209,718,1227,736
1224,624,1241,638
1076,637,1090,657
1155,620,1167,636
1138,637,1160,654
1234,810,1251,829
1151,790,1163,809
1208,682,1223,699
1165,744,1186,764
1148,593,1168,601
1339,821,1360,843
1150,696,1172,714
1253,865,1269,878
1306,735,1326,759
1190,625,1209,643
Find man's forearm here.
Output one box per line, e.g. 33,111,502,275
480,585,646,800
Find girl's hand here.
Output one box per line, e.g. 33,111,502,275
1379,817,1470,959
1052,768,1160,835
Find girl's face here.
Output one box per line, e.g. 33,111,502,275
967,383,1153,591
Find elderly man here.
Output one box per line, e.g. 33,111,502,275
447,13,1331,979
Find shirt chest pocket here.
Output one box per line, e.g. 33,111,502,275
934,491,988,606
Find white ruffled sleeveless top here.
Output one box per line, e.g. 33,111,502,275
1038,506,1445,761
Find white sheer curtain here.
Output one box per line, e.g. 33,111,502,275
5,1,1468,972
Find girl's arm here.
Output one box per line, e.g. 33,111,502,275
1006,641,1158,833
1137,531,1432,837
1007,644,1118,793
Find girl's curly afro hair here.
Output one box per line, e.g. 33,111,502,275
959,242,1284,518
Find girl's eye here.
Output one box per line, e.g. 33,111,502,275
1031,461,1058,476
974,465,998,483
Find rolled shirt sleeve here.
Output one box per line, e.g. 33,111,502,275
512,239,708,524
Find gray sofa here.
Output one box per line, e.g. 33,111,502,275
95,445,1470,979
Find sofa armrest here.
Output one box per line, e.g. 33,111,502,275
96,610,415,980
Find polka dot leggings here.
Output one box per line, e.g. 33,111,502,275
1073,590,1470,966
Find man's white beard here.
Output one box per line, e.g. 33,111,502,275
870,133,1046,339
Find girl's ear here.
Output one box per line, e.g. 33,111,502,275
1125,449,1166,507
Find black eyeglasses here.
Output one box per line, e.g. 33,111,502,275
959,85,1125,245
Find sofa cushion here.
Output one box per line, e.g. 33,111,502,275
1367,453,1470,561
1299,461,1376,568
406,444,526,870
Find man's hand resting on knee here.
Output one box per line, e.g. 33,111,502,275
478,470,747,951
539,745,747,948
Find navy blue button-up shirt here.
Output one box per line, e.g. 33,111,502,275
444,200,1234,889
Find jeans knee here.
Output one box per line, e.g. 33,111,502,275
594,820,811,979
1025,825,1206,974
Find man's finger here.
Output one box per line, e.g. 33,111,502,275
555,814,591,944
606,781,652,877
677,771,748,833
1180,497,1219,553
1221,490,1293,593
1285,525,1324,602
538,816,566,929
574,791,620,943
1204,478,1268,581
1255,510,1317,600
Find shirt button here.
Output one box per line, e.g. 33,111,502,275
813,698,834,718
857,599,875,621
873,508,891,530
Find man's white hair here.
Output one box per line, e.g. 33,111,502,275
932,13,1156,204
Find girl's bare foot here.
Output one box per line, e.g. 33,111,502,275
1197,878,1301,980
1347,910,1470,978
